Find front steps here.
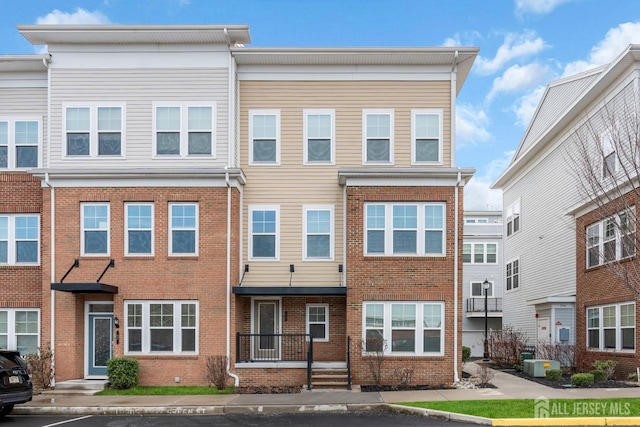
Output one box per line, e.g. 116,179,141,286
311,363,351,390
51,379,109,395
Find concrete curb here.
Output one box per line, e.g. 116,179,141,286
493,417,640,426
385,403,492,425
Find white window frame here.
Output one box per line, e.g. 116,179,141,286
168,202,199,257
0,214,40,265
303,109,335,165
125,203,154,257
303,205,334,261
465,218,489,224
249,205,280,261
0,117,42,170
364,202,446,256
586,302,635,352
470,281,494,297
463,242,498,264
152,102,216,158
362,301,444,356
124,300,198,355
0,309,40,355
306,304,329,342
411,109,443,165
506,199,521,237
80,203,110,257
249,109,281,165
362,109,394,165
63,104,125,158
506,258,520,291
586,207,636,268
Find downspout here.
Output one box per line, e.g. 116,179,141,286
225,170,239,386
450,50,458,167
451,50,461,384
342,184,347,287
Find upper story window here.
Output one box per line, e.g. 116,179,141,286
125,203,154,256
363,110,394,164
506,199,520,237
365,203,445,256
169,203,198,256
249,110,280,165
586,208,635,268
0,214,39,265
412,109,442,164
154,104,215,157
506,258,519,291
602,127,617,179
249,206,279,260
463,242,497,264
587,302,635,351
471,281,494,297
0,119,40,169
304,109,334,165
303,205,334,261
65,106,124,157
81,203,110,256
465,218,489,224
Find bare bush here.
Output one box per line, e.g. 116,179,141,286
488,325,529,367
359,337,387,386
393,366,415,387
476,364,495,387
23,342,54,390
205,355,229,390
536,342,577,369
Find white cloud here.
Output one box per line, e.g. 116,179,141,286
475,31,548,75
442,31,482,47
512,85,546,127
464,151,514,211
487,62,549,101
563,21,640,76
443,34,461,47
36,8,110,25
514,0,572,15
456,104,491,148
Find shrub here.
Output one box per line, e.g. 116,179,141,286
592,360,617,379
360,337,387,386
488,325,528,367
107,357,139,390
536,342,576,369
462,346,471,367
23,342,54,390
476,364,495,387
590,369,607,383
571,373,594,387
393,366,415,387
205,355,229,390
628,372,638,381
545,369,562,381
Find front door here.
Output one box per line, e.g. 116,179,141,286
537,317,550,344
253,300,280,360
87,303,113,377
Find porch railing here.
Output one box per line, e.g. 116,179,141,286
466,297,503,313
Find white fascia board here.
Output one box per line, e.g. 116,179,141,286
527,296,576,306
237,64,451,81
48,49,230,69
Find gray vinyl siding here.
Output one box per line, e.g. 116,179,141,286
49,68,230,169
554,307,575,344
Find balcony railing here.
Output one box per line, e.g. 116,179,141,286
466,297,503,313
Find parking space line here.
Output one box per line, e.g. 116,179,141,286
41,415,93,427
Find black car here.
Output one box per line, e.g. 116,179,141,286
0,349,33,417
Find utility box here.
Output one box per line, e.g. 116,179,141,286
520,352,534,371
523,359,560,377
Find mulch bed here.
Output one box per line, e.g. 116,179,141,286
361,384,453,392
496,367,640,389
234,385,301,394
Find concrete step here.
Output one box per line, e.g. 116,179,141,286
54,379,109,392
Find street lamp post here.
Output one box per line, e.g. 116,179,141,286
483,279,491,361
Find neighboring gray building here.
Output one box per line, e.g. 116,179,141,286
462,211,503,357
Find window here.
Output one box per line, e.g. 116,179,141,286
0,309,39,356
306,304,329,342
362,302,443,355
0,119,40,169
602,127,617,179
81,203,109,256
463,242,497,264
65,106,124,157
506,259,519,290
471,281,494,297
412,109,442,164
0,214,39,265
586,208,636,268
603,152,616,178
363,110,393,164
249,110,280,165
154,104,215,157
303,206,333,260
169,203,198,256
250,206,279,260
465,218,489,224
506,199,520,237
125,301,198,354
586,302,635,351
304,109,334,164
365,203,445,256
125,203,154,256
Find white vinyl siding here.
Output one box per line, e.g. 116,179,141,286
587,302,635,351
0,119,41,169
303,205,334,261
0,214,39,265
363,109,394,164
125,203,154,256
411,109,443,164
64,105,124,157
81,203,110,256
249,110,280,165
0,309,39,356
153,103,215,157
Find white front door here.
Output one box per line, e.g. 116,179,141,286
537,317,550,344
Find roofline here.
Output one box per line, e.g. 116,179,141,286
0,54,50,72
338,167,475,185
231,46,480,54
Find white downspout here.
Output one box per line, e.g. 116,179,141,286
453,169,461,384
45,173,55,387
225,170,239,386
342,184,347,287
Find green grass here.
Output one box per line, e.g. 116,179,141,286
400,398,640,419
96,386,234,396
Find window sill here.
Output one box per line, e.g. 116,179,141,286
167,255,199,260
587,349,636,355
125,354,199,360
363,255,446,260
0,264,41,269
124,256,155,260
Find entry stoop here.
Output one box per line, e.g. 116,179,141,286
52,379,109,395
311,363,350,390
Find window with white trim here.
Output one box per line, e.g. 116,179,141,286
506,259,519,291
586,208,636,268
303,205,333,260
65,106,124,157
304,109,334,164
471,281,494,297
0,214,39,265
0,309,39,355
250,206,279,260
362,302,444,355
125,301,198,354
463,242,497,264
411,109,442,164
602,126,617,179
363,110,393,164
0,119,40,169
587,302,635,351
169,203,198,256
125,203,154,256
465,218,489,224
81,203,109,256
365,203,445,256
154,104,215,157
506,199,520,237
306,304,329,342
249,110,280,165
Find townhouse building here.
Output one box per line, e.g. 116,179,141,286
2,24,478,388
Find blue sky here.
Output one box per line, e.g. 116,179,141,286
3,0,640,210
